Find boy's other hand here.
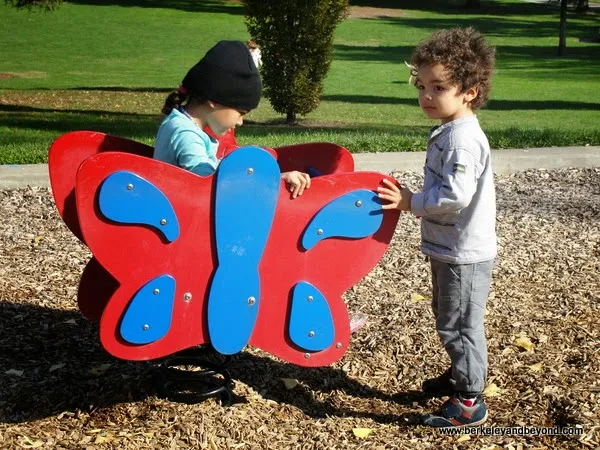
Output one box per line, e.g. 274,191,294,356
377,178,413,211
281,171,311,198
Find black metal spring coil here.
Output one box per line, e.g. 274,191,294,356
155,345,234,406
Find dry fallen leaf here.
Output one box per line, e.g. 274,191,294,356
527,362,543,372
6,369,24,377
352,428,373,439
88,363,112,376
410,293,429,302
456,435,471,442
49,363,65,372
483,383,501,397
513,336,535,352
94,433,114,444
281,378,299,390
18,436,44,448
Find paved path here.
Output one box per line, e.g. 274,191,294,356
0,146,598,189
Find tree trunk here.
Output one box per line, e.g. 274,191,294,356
465,0,481,8
558,0,568,56
286,111,297,124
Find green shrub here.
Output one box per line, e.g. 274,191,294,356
243,0,348,124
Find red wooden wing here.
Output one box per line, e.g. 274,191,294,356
249,172,399,366
75,153,216,360
49,131,153,242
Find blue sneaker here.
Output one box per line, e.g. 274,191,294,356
422,395,488,427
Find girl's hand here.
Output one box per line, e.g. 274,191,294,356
281,171,311,198
377,178,413,211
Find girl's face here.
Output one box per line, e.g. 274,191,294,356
206,103,248,136
415,63,477,124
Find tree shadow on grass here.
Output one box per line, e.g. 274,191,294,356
333,42,600,89
0,104,157,118
65,87,173,93
0,103,426,137
0,301,428,425
0,105,159,138
65,0,244,15
348,0,556,14
322,94,600,111
0,87,173,93
334,41,600,67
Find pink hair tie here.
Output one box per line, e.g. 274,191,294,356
177,85,188,95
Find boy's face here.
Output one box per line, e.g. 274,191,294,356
415,63,478,124
206,103,248,136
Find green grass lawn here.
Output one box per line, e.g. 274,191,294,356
0,0,599,163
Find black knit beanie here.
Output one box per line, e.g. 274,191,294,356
181,40,262,111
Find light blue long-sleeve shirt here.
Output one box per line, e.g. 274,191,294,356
410,116,497,264
153,108,219,176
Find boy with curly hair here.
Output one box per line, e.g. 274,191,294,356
378,27,497,427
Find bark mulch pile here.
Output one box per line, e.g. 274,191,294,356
1,168,598,449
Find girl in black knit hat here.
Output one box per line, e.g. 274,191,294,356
154,40,311,198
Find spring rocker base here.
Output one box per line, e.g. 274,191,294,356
154,346,234,406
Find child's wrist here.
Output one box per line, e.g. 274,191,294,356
403,190,414,211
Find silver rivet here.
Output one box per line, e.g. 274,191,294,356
355,200,362,207
126,184,134,190
153,288,160,295
308,331,315,337
247,168,254,174
336,342,342,349
160,219,167,226
307,296,313,302
304,353,310,359
317,229,323,235
183,292,192,302
248,296,256,305
142,324,150,331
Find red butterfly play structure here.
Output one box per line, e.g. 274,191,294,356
48,129,400,402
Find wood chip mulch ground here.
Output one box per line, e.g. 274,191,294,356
0,167,598,449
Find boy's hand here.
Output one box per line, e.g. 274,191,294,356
281,171,311,199
377,178,413,211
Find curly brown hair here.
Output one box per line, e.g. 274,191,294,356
410,27,496,111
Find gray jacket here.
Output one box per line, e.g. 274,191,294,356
410,116,497,264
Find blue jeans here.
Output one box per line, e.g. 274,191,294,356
430,257,495,395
